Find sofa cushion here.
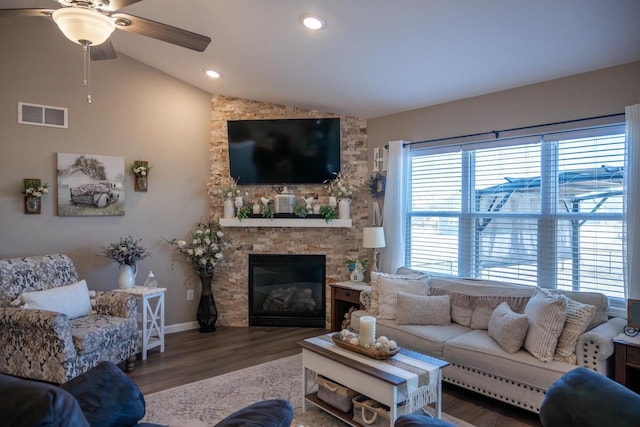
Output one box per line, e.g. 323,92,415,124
429,277,535,328
553,297,596,364
70,315,138,355
443,329,574,390
60,361,145,427
488,302,529,354
214,398,294,427
352,310,470,359
396,293,450,326
18,280,92,319
524,289,567,362
0,373,90,427
371,272,429,319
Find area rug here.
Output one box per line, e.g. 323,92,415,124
143,353,474,426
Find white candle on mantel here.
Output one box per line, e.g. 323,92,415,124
359,316,376,346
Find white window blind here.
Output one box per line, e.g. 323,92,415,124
407,125,626,300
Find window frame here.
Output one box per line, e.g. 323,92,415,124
406,124,626,305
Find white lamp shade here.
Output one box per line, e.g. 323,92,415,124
52,7,116,46
363,227,386,249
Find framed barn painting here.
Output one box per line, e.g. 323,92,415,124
57,153,125,216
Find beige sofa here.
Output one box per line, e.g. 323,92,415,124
350,271,626,413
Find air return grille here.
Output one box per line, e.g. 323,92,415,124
18,102,68,128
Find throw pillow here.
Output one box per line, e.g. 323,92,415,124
488,302,529,354
553,297,597,364
60,361,145,427
369,271,428,317
20,280,92,319
523,288,567,362
396,293,451,325
372,272,429,319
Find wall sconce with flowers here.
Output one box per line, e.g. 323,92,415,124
22,178,48,214
130,161,152,192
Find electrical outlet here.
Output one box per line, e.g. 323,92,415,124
187,289,194,300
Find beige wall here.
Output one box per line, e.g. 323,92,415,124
0,18,212,327
368,61,640,148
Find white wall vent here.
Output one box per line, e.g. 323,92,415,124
18,102,68,128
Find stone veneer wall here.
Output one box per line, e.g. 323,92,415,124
209,95,369,328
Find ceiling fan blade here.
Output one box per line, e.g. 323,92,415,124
0,8,55,17
90,39,117,60
111,12,211,52
100,0,144,12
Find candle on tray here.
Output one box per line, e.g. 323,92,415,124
359,316,376,346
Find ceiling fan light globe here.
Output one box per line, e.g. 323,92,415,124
52,7,115,46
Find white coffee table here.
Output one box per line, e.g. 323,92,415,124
300,333,449,426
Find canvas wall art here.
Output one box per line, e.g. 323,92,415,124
57,153,125,216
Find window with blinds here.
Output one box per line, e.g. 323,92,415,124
407,126,625,301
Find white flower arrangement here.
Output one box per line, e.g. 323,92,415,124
130,162,152,177
324,171,364,198
217,176,242,199
22,182,49,198
168,219,229,275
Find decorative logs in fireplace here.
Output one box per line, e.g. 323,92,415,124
249,254,326,328
262,286,317,312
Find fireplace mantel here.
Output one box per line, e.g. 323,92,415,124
219,218,352,228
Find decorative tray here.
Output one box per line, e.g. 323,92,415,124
331,334,400,360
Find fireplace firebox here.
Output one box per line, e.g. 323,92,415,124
248,254,326,327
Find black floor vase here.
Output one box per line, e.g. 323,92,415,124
197,274,218,332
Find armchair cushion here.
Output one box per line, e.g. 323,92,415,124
395,414,456,426
213,398,294,427
0,373,90,427
70,315,138,355
540,366,640,427
18,280,92,319
61,361,145,427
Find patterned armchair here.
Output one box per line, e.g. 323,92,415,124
0,254,138,384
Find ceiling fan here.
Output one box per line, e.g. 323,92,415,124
0,0,212,60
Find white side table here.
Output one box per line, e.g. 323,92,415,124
113,286,167,360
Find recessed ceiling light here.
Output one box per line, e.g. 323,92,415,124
301,15,325,30
205,70,221,79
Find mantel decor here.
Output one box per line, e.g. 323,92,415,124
22,178,48,215
130,160,151,192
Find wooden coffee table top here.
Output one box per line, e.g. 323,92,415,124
300,333,449,386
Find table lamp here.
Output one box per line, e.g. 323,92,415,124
363,226,386,272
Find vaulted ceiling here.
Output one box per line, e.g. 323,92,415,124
3,0,640,118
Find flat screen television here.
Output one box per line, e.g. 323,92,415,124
227,118,340,185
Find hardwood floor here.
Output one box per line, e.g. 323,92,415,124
127,327,542,427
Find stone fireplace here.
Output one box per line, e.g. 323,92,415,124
208,95,369,328
248,254,326,327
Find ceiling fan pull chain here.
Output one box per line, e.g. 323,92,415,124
82,42,92,104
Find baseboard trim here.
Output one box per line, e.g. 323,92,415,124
166,321,199,334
